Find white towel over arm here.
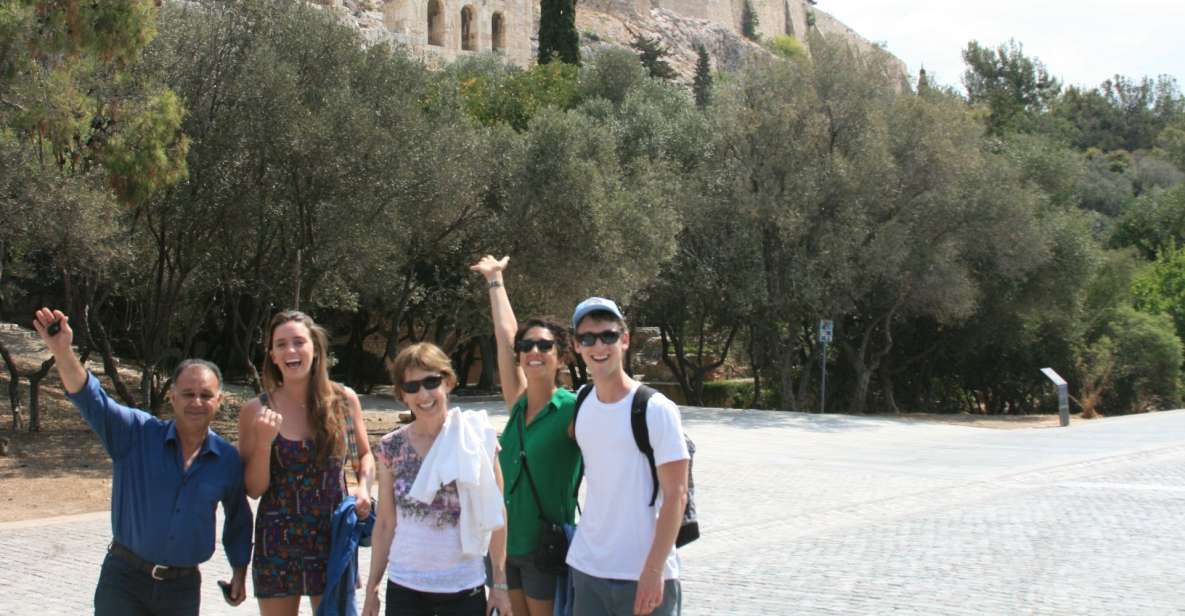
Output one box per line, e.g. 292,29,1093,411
408,408,504,556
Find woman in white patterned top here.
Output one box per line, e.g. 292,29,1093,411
362,342,513,616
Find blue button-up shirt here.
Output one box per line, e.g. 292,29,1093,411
67,373,252,568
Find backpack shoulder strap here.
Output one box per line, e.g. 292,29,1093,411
630,385,660,507
572,384,594,430
571,384,594,500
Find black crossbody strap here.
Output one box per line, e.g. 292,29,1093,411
512,406,551,521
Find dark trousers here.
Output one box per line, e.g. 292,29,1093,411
385,580,486,616
94,552,201,616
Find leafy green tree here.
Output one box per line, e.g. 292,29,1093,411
1098,306,1183,412
451,57,579,131
538,0,579,65
1132,242,1185,346
1,0,186,206
692,44,712,109
1112,185,1185,258
962,39,1061,136
492,107,681,318
1,0,183,421
1055,76,1185,153
578,48,649,107
630,34,676,81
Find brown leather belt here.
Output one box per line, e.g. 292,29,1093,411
109,542,199,581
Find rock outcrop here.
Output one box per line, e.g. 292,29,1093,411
576,0,907,84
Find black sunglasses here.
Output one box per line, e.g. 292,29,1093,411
401,374,444,394
515,339,556,353
576,330,622,347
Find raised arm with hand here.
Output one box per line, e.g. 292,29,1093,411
470,255,526,408
237,396,284,498
31,308,86,394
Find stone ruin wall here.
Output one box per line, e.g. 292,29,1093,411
320,0,535,67
325,0,904,82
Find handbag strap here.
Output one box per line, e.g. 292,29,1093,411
512,407,551,521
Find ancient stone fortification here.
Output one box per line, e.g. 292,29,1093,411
327,0,904,82
319,0,535,66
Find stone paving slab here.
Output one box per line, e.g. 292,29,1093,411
2,404,1184,615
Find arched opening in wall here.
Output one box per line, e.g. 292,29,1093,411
461,5,478,51
427,0,444,46
491,12,506,52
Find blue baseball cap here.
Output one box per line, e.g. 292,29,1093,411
571,297,624,329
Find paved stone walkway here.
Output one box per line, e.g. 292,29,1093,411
2,403,1184,615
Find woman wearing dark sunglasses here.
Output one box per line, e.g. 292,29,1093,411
470,255,582,616
364,342,512,616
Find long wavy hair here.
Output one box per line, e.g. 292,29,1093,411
261,310,346,463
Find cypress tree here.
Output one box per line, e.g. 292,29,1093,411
741,0,759,41
631,33,676,81
693,44,713,109
539,0,580,65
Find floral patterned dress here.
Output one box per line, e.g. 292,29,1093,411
252,434,345,597
376,426,486,593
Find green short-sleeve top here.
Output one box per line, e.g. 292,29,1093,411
498,387,581,557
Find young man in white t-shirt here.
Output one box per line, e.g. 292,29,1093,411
565,297,690,616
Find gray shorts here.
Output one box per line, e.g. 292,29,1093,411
506,554,558,600
570,567,681,616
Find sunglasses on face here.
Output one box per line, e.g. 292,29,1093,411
401,375,444,394
515,338,556,353
576,330,622,347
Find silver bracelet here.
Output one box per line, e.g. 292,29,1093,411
491,582,509,591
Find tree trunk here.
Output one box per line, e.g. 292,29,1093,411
230,297,264,393
658,325,694,404
0,339,24,431
141,363,157,415
795,336,814,412
747,321,769,410
879,360,900,414
382,273,417,362
26,357,55,432
848,364,872,415
477,335,497,391
87,307,138,406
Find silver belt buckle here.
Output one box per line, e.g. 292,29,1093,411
151,564,168,581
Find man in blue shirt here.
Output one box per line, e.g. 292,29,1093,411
33,307,253,615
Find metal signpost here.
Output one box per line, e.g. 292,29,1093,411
1040,367,1071,427
819,319,833,413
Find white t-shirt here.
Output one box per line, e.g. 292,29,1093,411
566,383,690,581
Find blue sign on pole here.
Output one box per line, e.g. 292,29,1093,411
819,320,833,412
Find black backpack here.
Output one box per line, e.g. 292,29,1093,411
573,384,699,547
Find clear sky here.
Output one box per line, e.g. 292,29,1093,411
820,0,1185,92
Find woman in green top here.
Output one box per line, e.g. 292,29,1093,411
471,255,582,616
